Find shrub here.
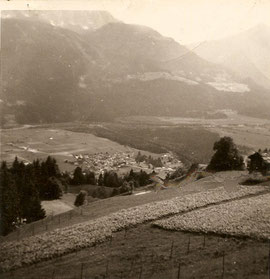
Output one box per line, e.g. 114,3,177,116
74,190,87,207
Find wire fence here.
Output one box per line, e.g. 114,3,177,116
4,228,270,279
1,207,85,242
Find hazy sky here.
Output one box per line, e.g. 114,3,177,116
1,0,270,44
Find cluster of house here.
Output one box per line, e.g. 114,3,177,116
64,151,182,177
247,149,270,174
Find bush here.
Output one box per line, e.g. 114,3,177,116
74,190,87,207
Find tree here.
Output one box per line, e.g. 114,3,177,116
207,137,244,171
85,171,96,185
98,173,104,186
74,190,87,207
71,167,85,185
20,165,45,223
40,177,63,200
0,165,21,235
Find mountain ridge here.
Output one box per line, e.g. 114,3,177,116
1,13,270,124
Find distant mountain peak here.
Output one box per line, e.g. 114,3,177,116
2,10,119,33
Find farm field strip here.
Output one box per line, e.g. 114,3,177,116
154,193,270,240
0,185,268,271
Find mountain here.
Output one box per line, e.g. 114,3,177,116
191,24,270,89
2,10,118,33
1,17,104,123
1,13,270,125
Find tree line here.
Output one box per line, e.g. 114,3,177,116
71,166,151,189
0,156,65,235
0,157,152,235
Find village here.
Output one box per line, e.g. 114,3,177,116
64,151,183,179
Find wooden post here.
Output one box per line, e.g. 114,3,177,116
139,264,143,279
268,240,270,279
170,241,174,259
222,251,225,279
187,236,190,254
177,262,181,279
80,263,84,279
130,259,134,273
105,259,109,277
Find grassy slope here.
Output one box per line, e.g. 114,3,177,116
2,225,268,279
1,171,270,278
2,171,254,242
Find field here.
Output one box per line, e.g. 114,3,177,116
0,126,140,172
41,194,75,216
154,193,270,239
2,225,269,279
119,112,270,152
2,110,270,172
0,180,269,271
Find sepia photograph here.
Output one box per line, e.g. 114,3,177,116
0,0,270,278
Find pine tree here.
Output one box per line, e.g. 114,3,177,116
98,173,104,186
85,171,96,185
71,167,85,185
0,164,21,235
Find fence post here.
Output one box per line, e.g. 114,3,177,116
80,263,84,279
139,264,143,279
268,240,270,279
187,236,190,254
105,259,109,277
130,258,134,273
222,251,225,279
177,262,181,279
170,241,174,259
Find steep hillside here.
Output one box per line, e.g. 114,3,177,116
192,24,270,89
1,18,104,123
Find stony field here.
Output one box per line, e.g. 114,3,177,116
154,193,270,240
